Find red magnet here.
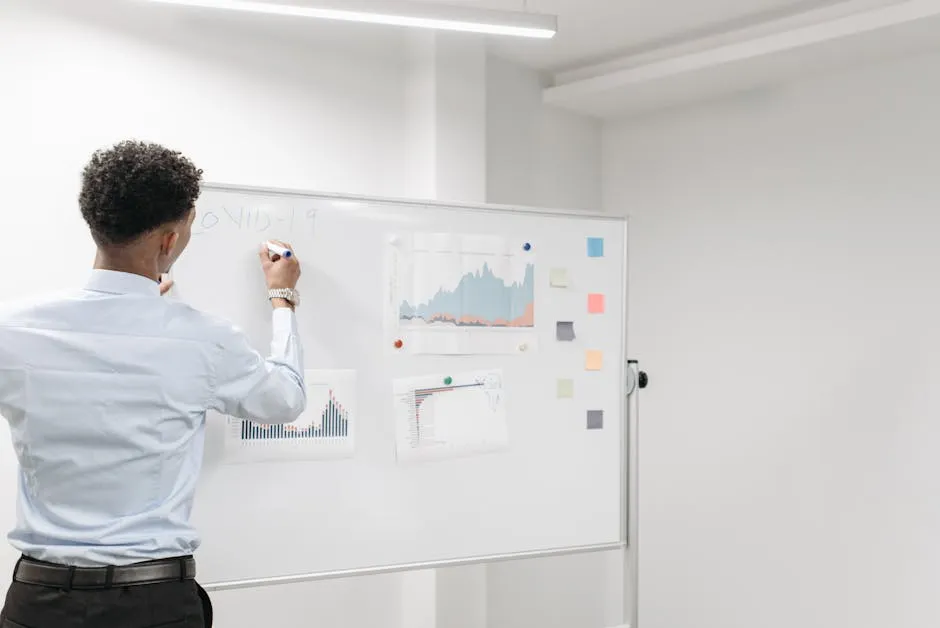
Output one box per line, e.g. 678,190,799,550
394,339,404,349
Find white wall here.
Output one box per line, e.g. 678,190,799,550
0,0,409,297
604,49,940,628
0,1,612,627
486,55,602,212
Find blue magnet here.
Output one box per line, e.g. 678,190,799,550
523,242,532,251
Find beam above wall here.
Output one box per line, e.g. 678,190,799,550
544,0,940,119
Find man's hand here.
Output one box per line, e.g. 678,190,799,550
259,240,301,308
159,275,174,296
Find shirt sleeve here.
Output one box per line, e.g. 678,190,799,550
209,308,306,423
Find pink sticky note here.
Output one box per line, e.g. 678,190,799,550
588,293,605,314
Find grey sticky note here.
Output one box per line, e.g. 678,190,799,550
587,410,604,430
556,321,576,341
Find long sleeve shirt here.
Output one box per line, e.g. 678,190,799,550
0,269,305,566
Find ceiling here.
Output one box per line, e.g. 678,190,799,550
414,0,850,71
36,0,940,120
57,1,893,76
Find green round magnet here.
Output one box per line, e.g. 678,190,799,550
444,376,453,385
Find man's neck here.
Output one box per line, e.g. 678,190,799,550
94,252,160,283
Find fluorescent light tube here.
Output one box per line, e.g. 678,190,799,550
140,0,558,39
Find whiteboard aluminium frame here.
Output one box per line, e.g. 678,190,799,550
195,183,639,625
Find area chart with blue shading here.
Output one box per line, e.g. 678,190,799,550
400,262,535,328
389,233,539,355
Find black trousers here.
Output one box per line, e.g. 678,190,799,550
0,560,213,628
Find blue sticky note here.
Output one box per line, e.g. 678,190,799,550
587,237,604,258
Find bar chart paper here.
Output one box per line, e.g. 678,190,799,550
223,369,356,464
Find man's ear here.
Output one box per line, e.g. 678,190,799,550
161,230,180,257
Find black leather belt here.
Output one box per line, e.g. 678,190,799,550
14,556,196,590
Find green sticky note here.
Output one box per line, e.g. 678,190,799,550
550,268,570,288
557,379,574,398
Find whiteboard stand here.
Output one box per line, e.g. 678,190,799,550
625,361,646,628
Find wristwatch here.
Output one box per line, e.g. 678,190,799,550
268,288,300,307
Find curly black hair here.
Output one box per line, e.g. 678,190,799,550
79,140,204,246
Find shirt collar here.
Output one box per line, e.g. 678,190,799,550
85,269,161,297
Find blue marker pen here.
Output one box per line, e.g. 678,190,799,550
265,242,293,259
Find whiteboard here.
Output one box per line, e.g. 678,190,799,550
172,184,628,586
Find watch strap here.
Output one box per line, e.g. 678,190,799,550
268,288,298,306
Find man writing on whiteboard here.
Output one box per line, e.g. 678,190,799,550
0,140,306,627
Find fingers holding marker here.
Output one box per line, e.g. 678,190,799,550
265,241,293,260
258,240,300,290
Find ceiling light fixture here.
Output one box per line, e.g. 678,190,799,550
140,0,558,39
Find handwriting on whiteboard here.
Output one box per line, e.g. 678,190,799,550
193,206,317,235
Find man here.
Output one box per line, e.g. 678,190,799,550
0,140,305,627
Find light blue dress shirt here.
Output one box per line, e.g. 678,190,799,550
0,270,305,567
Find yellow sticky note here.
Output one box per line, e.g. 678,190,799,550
557,379,574,398
585,350,603,371
588,293,605,314
550,268,569,288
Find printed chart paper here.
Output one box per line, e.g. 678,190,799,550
223,369,355,464
389,233,537,355
393,369,509,463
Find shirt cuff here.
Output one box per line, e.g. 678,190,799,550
271,306,297,334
